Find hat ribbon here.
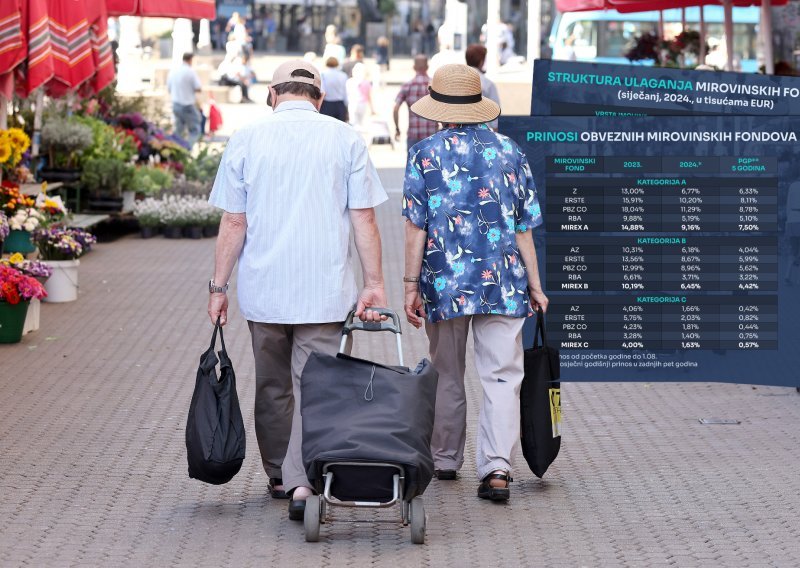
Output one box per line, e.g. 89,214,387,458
428,87,482,105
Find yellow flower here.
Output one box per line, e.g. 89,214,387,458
41,181,48,194
8,253,25,264
7,128,31,154
0,140,11,164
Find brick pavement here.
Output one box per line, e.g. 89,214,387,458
2,192,800,567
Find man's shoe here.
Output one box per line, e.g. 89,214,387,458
435,469,457,480
478,471,511,502
288,499,306,521
268,478,288,500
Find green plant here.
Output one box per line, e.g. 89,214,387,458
184,145,223,185
132,166,174,196
41,117,93,168
81,158,134,197
71,115,138,163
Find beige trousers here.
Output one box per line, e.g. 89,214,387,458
248,321,346,488
425,314,526,480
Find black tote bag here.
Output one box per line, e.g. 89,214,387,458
520,309,562,478
185,321,246,485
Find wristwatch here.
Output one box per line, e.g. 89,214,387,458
209,279,229,294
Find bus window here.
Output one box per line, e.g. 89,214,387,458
553,20,598,60
599,21,657,58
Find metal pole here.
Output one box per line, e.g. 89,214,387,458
681,7,686,31
761,0,774,74
486,0,501,73
658,10,664,40
0,95,7,130
699,5,706,64
723,0,734,71
527,0,541,63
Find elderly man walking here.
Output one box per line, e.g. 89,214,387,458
208,60,388,521
167,52,203,147
402,64,548,502
393,55,438,153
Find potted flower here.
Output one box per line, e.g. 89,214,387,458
5,207,45,254
0,265,47,343
183,198,206,239
32,227,97,302
0,210,8,252
159,195,185,239
40,117,94,182
131,165,173,199
81,157,134,212
132,197,162,238
0,127,32,184
2,253,53,334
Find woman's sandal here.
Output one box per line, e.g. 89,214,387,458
477,471,512,502
268,477,288,500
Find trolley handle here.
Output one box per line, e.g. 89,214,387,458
339,308,404,367
342,308,402,336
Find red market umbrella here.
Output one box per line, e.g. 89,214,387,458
45,0,94,96
85,0,114,94
13,0,55,98
105,0,216,19
555,0,608,11
0,3,25,76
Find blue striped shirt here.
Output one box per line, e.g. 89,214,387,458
209,100,388,324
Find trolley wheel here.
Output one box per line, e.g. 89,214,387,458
409,496,426,544
304,495,321,542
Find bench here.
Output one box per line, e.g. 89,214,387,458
69,214,110,230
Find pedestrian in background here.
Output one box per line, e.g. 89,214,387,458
465,44,501,130
207,60,388,522
342,44,365,78
167,52,202,148
347,63,375,130
393,55,438,153
320,57,349,122
401,64,548,502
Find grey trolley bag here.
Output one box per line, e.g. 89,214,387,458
300,309,438,544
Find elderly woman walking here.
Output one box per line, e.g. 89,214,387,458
402,64,548,502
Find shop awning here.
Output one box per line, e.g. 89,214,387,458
105,0,216,20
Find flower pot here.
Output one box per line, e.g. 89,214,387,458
43,259,80,303
122,190,136,213
3,230,36,255
140,226,159,239
183,225,204,239
163,225,183,239
203,225,219,238
0,300,29,343
40,168,82,184
87,193,124,212
22,298,40,335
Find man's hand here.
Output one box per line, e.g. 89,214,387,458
354,284,387,322
394,129,401,142
529,287,549,314
208,293,229,326
404,285,426,329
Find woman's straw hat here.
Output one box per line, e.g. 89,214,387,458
410,64,500,125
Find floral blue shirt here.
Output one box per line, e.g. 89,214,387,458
402,124,543,323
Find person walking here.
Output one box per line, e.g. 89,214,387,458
465,44,501,130
401,64,548,502
320,57,348,122
167,52,202,148
207,60,388,521
393,55,438,153
346,63,375,130
342,44,365,78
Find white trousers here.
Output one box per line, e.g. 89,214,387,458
425,314,526,480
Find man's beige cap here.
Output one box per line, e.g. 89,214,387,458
270,59,322,89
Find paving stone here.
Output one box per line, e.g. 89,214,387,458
0,192,799,566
